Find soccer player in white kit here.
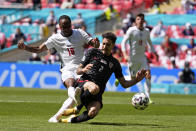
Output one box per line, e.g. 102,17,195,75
17,15,100,122
121,13,158,104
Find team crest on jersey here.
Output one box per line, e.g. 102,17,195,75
109,62,113,69
101,59,107,65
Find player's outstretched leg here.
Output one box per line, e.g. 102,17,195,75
48,97,74,123
74,87,82,105
144,79,154,104
60,111,91,123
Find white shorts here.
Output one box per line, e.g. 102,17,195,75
61,65,79,82
129,59,149,77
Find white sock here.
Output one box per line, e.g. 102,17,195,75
53,97,75,119
144,79,151,98
68,86,75,99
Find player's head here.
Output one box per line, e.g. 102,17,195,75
135,13,145,28
101,32,117,55
59,15,72,37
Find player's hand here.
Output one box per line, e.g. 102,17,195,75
82,64,93,73
17,40,26,50
92,37,100,48
135,69,146,82
145,70,151,79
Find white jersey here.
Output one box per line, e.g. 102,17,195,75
121,26,155,62
45,29,92,68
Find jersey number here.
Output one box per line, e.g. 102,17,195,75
67,48,75,56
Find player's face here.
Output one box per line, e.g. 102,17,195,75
102,38,115,55
59,18,72,37
135,16,144,27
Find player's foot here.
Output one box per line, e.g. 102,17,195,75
60,114,76,123
149,98,155,104
62,107,80,116
115,79,119,87
74,87,81,105
48,116,59,123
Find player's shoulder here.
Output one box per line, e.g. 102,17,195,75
126,26,137,33
87,48,100,53
73,28,85,34
128,26,137,31
144,28,150,33
49,33,62,39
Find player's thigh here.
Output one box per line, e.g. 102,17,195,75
129,62,142,78
83,81,100,95
87,101,101,118
61,68,77,87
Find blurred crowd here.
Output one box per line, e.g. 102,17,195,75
0,0,196,72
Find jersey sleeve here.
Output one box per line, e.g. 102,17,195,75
146,30,156,53
44,34,55,49
114,60,123,79
79,29,92,44
121,28,132,52
80,48,94,66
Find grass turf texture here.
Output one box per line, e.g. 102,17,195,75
0,87,196,131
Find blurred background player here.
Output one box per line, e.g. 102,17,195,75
116,13,158,104
58,32,147,123
17,15,100,123
176,61,195,84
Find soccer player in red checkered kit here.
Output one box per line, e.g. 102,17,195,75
57,32,148,123
17,15,100,123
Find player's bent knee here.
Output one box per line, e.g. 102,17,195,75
88,107,99,118
91,85,99,95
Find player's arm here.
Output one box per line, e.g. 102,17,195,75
18,40,48,53
88,37,100,48
121,29,131,62
118,69,146,88
147,32,159,60
76,63,93,75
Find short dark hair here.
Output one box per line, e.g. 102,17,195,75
136,13,145,19
102,32,117,44
59,15,71,23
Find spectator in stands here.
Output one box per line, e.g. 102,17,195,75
170,56,178,69
177,61,195,84
93,0,102,5
46,11,57,26
188,38,196,50
0,15,6,25
181,0,196,13
12,28,26,45
182,22,195,36
72,13,85,29
60,0,74,9
104,4,119,21
112,45,124,63
149,3,161,14
161,35,178,58
32,0,41,10
29,53,41,61
150,21,166,38
121,13,135,34
0,32,6,49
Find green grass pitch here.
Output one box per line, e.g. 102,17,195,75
0,87,196,131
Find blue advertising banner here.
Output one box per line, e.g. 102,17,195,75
0,62,196,94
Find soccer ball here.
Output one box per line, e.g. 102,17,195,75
131,93,149,110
